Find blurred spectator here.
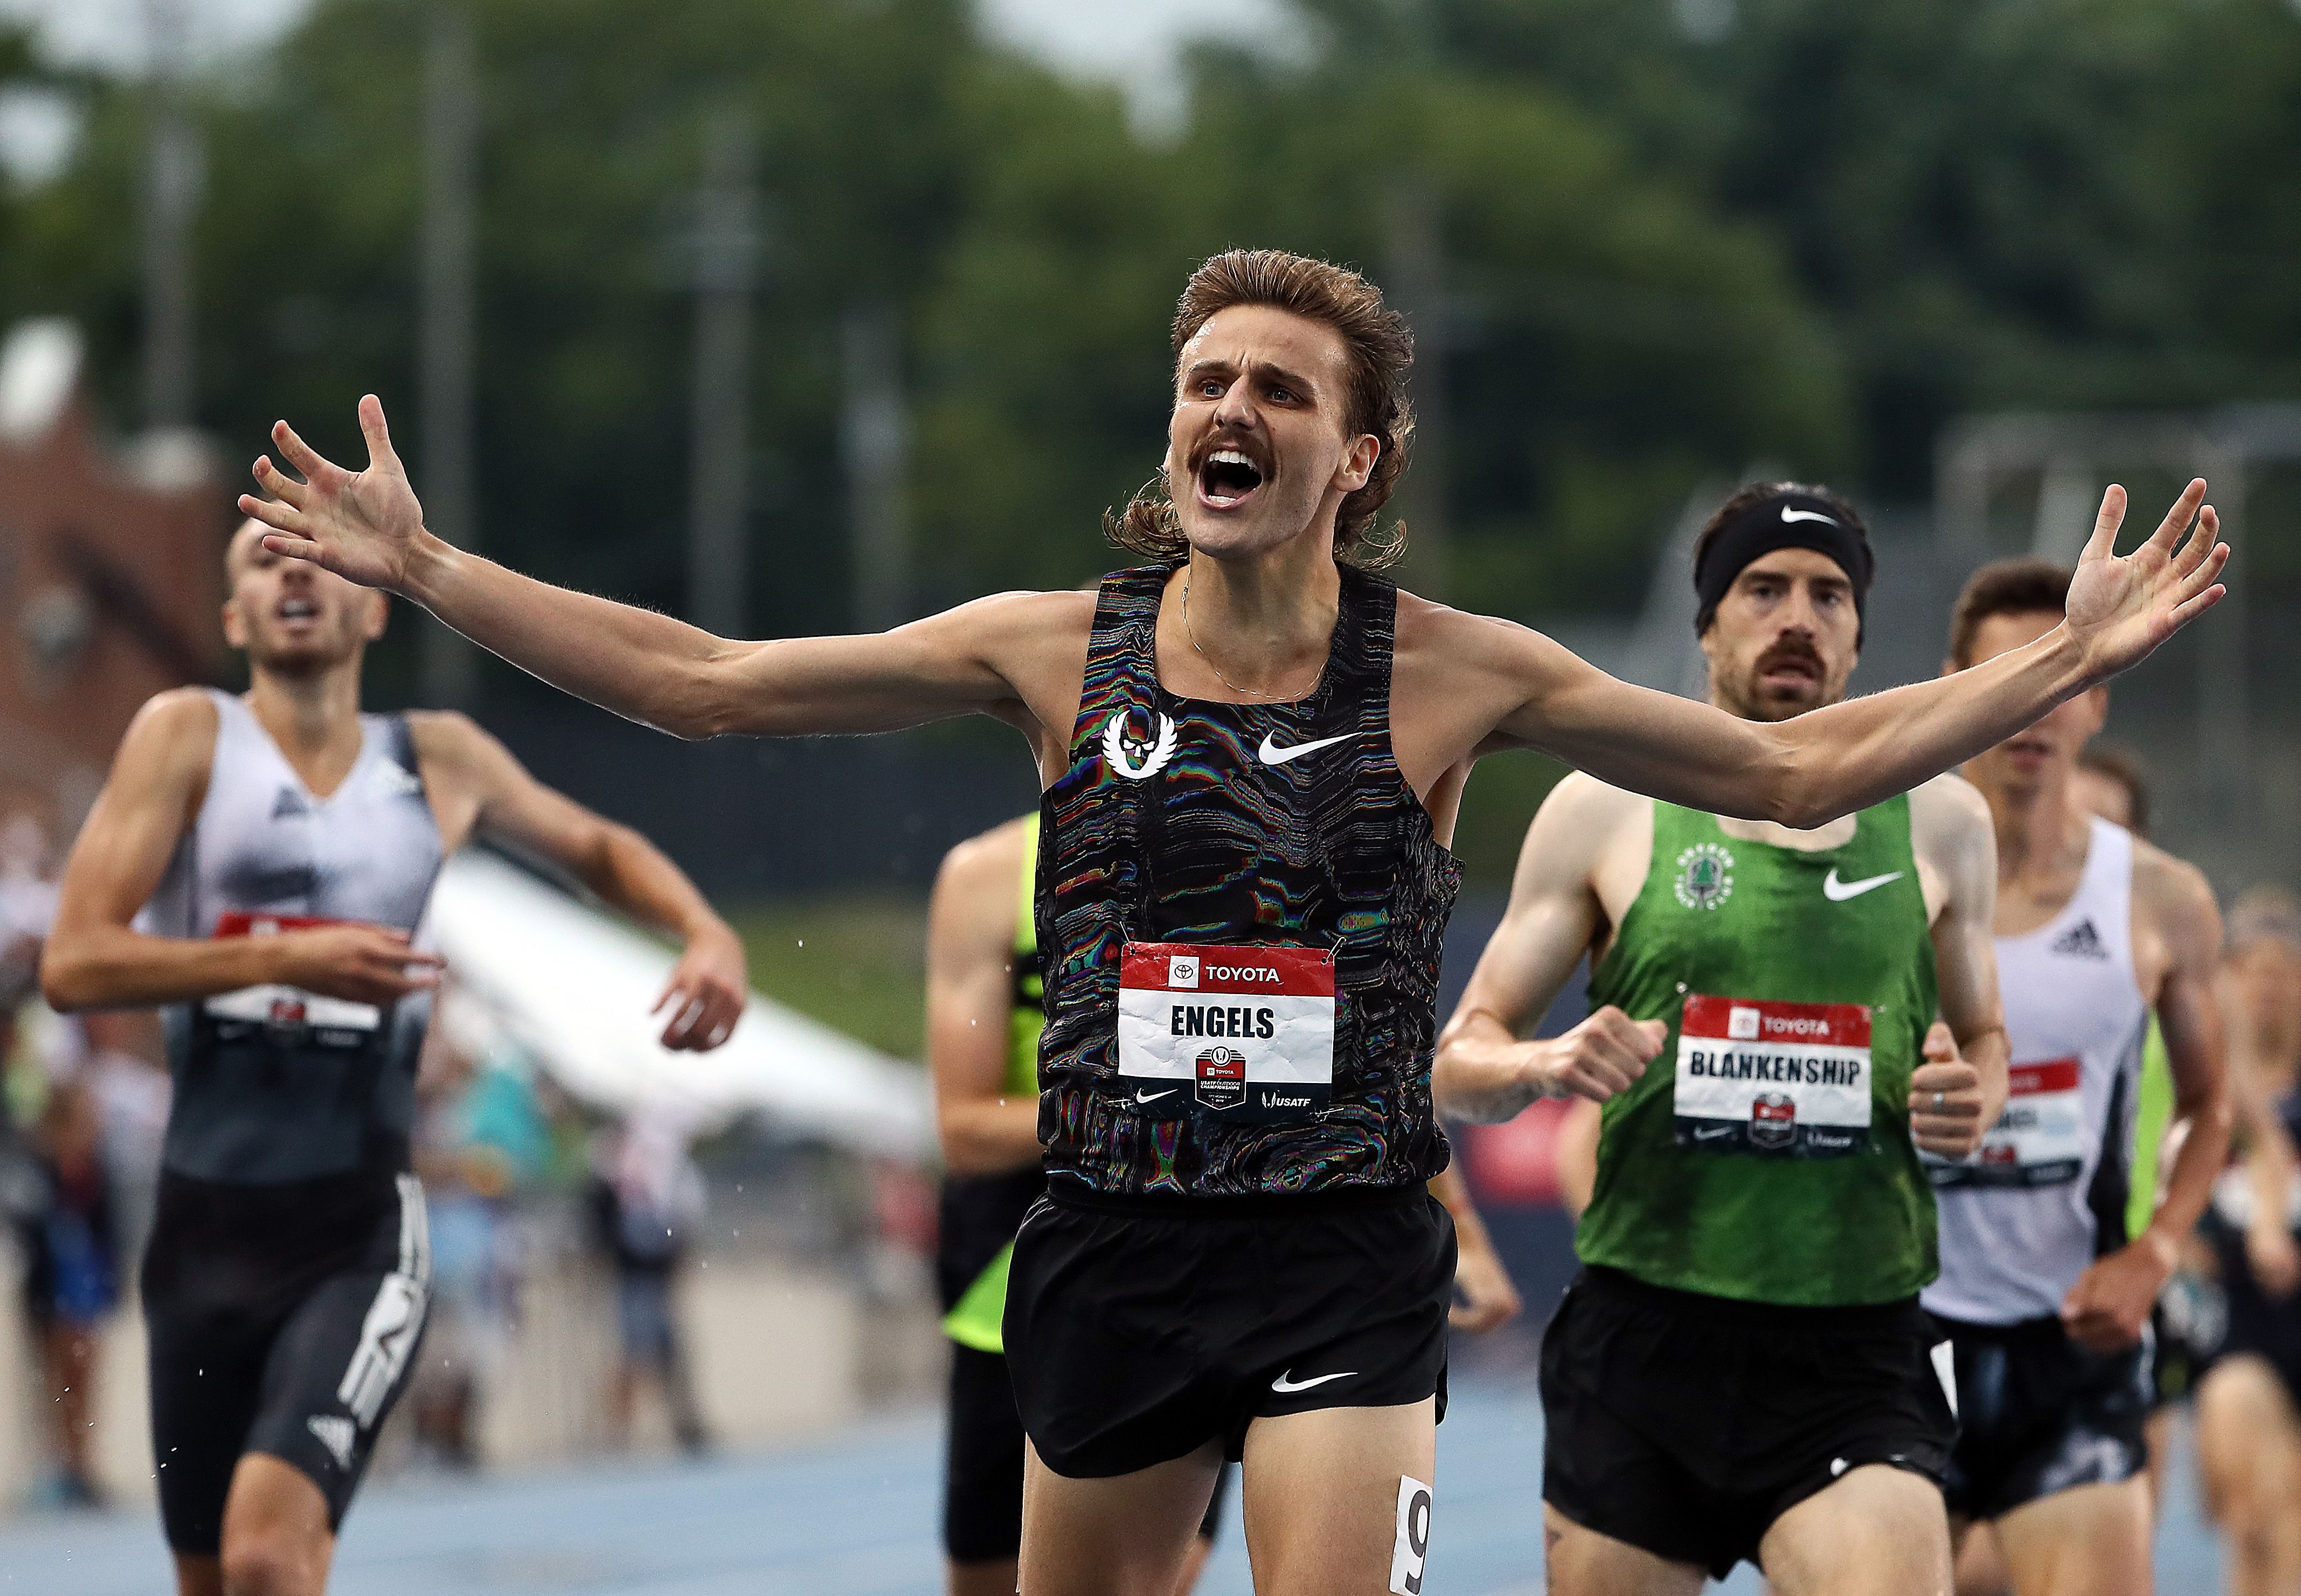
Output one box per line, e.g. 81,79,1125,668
589,1109,709,1454
11,1059,119,1509
411,997,550,1470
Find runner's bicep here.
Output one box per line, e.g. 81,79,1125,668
925,843,1026,1106
52,697,211,932
1453,785,1610,1034
2157,956,2229,1109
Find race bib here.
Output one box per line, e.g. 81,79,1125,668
1673,995,1872,1157
1927,1057,2082,1188
202,912,384,1045
1116,942,1335,1121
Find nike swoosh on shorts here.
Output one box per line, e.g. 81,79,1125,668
1822,869,1902,901
1257,732,1356,766
1270,1369,1357,1393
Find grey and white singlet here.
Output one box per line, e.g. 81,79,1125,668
143,689,446,1184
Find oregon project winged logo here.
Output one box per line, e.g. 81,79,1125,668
1101,710,1180,781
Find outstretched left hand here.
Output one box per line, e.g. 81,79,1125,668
653,925,747,1051
2065,479,2229,684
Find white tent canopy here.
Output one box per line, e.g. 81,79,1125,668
426,850,931,1160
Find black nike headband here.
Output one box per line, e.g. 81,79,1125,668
1692,491,1874,638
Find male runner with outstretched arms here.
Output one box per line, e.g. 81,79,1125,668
1922,560,2229,1596
237,248,2223,1596
927,816,1520,1596
40,519,748,1596
1433,483,2008,1595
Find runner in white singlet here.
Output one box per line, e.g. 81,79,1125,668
1924,558,2230,1596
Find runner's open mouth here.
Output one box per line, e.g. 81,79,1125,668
1199,448,1265,506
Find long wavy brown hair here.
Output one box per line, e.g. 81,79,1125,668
1105,249,1415,569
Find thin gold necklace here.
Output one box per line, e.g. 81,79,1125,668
1181,575,1321,701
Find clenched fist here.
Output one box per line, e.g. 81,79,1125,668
1530,1005,1667,1105
1908,1021,1987,1158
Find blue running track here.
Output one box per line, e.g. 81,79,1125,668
0,1374,2225,1594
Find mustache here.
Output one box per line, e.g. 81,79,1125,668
1188,431,1268,474
1755,639,1824,675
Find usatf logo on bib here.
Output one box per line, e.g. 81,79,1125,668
1674,842,1735,911
1115,941,1336,1123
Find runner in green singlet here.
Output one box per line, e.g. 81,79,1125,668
1435,483,2013,1596
926,815,1521,1594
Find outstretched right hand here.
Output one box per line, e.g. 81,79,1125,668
238,394,428,595
1529,1005,1666,1104
268,924,444,1007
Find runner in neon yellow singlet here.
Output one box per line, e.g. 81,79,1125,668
1437,483,2013,1596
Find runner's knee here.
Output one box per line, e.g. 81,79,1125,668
219,1525,322,1596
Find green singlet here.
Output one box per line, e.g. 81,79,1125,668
940,814,1043,1354
1576,796,1941,1307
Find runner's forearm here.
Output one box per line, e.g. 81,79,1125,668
1766,627,2093,825
403,535,745,737
2151,1074,2234,1252
43,925,286,1011
939,1095,1044,1176
567,821,734,950
1433,1009,1545,1122
1538,626,2092,828
1428,1163,1494,1251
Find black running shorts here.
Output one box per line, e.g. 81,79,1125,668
944,1343,1231,1561
1930,1311,2152,1522
1004,1185,1453,1478
144,1169,431,1553
1542,1266,1955,1581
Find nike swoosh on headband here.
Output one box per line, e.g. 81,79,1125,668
1257,731,1356,766
1780,508,1840,526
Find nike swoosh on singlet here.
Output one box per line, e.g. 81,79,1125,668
1780,507,1840,526
1822,868,1903,901
1270,1369,1357,1393
1257,731,1357,766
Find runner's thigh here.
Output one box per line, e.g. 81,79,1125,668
2195,1355,2301,1521
1759,1463,1951,1596
1543,1504,1708,1596
1991,1478,2151,1596
244,1266,428,1531
1239,1399,1436,1596
1018,1437,1221,1596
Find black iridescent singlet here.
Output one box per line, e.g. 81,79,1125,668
1035,563,1461,1199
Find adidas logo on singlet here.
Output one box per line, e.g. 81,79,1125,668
271,787,310,820
2050,919,2108,960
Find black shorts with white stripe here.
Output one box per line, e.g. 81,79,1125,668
143,1167,431,1553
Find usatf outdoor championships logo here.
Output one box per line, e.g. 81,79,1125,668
1673,841,1735,911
